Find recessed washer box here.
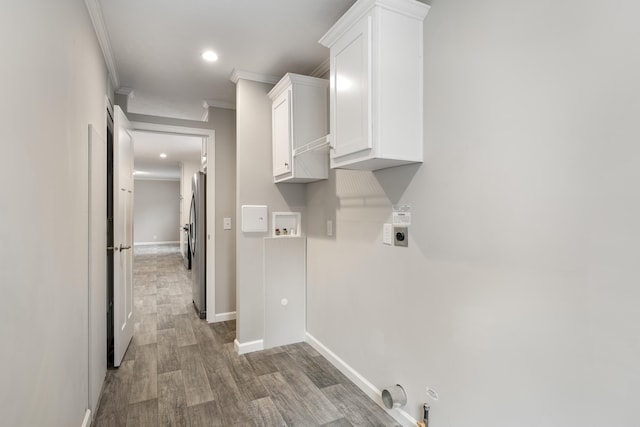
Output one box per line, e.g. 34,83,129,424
241,205,268,232
272,212,301,237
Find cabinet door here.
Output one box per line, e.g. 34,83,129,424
272,90,292,177
331,15,371,159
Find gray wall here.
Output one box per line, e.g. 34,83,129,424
134,179,180,243
0,0,109,425
304,0,640,425
235,78,306,343
209,107,237,316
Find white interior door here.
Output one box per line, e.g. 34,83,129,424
113,106,134,367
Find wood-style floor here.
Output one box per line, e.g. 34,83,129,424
93,245,399,427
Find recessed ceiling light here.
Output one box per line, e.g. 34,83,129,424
202,50,218,62
160,153,167,158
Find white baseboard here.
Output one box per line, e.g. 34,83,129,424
234,338,264,355
81,409,91,427
305,332,417,427
134,241,179,246
212,311,236,323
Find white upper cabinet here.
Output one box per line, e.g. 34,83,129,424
320,0,430,170
268,73,329,183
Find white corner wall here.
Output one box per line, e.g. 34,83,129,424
133,179,181,244
209,107,237,317
305,0,640,426
0,0,109,425
235,78,306,346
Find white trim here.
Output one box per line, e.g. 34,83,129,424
305,332,418,427
319,0,429,48
81,409,91,427
130,122,214,138
204,99,236,111
84,0,119,88
133,176,181,182
230,68,280,85
116,87,134,99
310,57,330,78
234,338,264,355
212,311,236,323
134,241,180,246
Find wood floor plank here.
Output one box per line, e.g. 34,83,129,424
158,370,188,427
322,418,355,427
260,371,324,426
178,344,215,407
203,361,254,425
249,396,288,427
134,312,158,346
187,400,224,427
246,349,281,376
222,342,269,402
286,345,345,389
157,328,181,374
93,360,134,427
129,343,158,404
322,383,400,427
156,303,175,330
269,352,343,424
175,313,198,347
125,398,158,427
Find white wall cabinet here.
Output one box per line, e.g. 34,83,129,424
268,73,329,183
320,0,430,170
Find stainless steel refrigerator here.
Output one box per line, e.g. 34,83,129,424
189,171,206,319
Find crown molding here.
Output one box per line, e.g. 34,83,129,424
116,87,134,99
309,58,330,78
203,99,236,111
319,0,430,47
84,0,119,88
229,69,280,85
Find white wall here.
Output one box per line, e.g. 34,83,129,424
134,179,180,243
209,107,237,317
0,0,108,425
304,0,640,425
235,78,306,345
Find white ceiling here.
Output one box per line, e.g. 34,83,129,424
132,131,202,180
98,0,357,120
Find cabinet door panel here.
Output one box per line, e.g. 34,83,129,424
272,91,292,176
332,16,371,159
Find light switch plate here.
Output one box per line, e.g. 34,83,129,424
383,223,393,245
327,220,333,237
223,217,232,230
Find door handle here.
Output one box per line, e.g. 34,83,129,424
107,246,118,252
119,244,132,251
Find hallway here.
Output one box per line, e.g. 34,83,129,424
93,245,398,426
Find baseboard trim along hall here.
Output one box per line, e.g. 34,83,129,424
81,409,91,427
134,241,179,246
214,311,236,322
234,338,264,355
305,332,418,427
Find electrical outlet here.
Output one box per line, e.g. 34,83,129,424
327,220,333,237
394,226,408,247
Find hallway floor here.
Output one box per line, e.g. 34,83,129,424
93,245,399,426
